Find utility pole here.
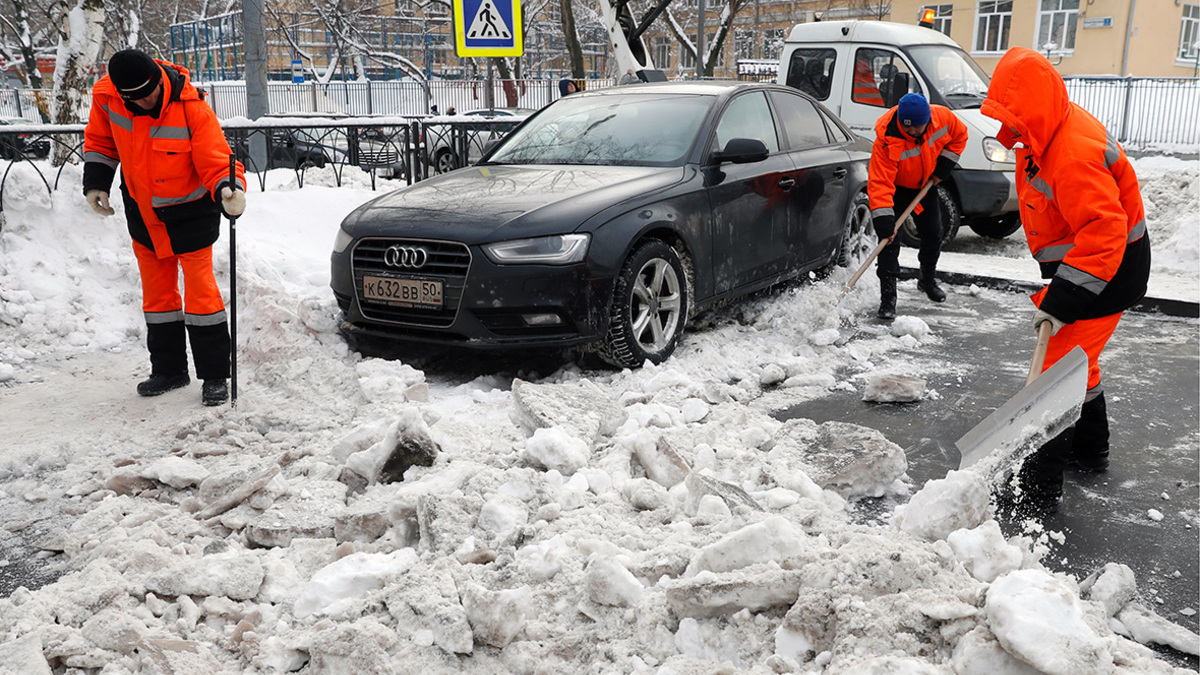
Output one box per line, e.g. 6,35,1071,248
696,0,706,79
244,0,269,173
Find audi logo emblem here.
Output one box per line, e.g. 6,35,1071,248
384,245,429,268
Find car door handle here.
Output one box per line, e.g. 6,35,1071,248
777,178,796,190
833,167,848,179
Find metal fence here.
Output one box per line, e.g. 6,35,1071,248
1062,76,1200,148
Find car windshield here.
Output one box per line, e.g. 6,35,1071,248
486,93,712,166
906,45,990,109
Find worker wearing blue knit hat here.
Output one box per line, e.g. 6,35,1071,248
867,92,968,320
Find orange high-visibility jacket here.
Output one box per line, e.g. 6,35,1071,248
867,104,967,220
84,60,244,259
982,47,1149,323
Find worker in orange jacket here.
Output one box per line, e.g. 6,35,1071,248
983,48,1150,518
83,49,246,406
868,93,968,320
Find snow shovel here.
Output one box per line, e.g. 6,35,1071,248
226,154,239,407
836,179,934,304
955,321,1089,473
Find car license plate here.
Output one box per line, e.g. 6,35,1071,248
362,275,443,308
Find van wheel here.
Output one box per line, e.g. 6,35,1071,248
969,213,1022,239
599,240,688,369
899,184,960,248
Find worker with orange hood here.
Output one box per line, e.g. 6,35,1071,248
982,48,1151,518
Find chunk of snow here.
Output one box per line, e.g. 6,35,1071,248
862,373,927,403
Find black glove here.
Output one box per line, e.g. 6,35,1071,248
873,214,896,240
933,156,956,182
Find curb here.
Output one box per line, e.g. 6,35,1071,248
898,267,1199,319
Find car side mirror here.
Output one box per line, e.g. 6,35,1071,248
713,138,769,164
885,72,910,108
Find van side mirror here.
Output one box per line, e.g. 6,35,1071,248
885,72,910,108
712,138,769,164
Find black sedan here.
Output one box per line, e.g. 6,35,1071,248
331,81,872,368
0,117,51,159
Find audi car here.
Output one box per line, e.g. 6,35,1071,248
331,81,872,367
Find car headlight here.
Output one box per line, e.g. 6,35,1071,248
482,234,590,265
333,227,353,254
983,137,1016,164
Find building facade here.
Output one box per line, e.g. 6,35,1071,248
890,0,1200,76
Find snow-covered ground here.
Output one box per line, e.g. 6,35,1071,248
0,157,1196,674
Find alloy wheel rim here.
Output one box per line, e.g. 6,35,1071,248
630,258,681,353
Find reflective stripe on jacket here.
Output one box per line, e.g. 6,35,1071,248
83,60,245,259
982,47,1149,322
867,104,967,219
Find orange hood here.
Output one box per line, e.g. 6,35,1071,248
982,47,1070,158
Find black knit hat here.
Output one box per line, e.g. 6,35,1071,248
108,49,161,100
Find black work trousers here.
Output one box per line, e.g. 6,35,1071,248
877,185,943,279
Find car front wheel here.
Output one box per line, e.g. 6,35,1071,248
599,240,688,368
899,183,960,248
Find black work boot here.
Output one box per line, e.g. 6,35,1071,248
917,271,947,303
137,372,190,397
202,379,229,407
1069,393,1110,472
877,276,897,321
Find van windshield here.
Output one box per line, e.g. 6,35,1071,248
906,45,990,109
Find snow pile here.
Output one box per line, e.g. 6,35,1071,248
0,162,1196,673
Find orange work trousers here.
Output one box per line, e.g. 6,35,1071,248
133,241,226,319
1032,287,1122,393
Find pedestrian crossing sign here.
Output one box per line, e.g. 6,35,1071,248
453,0,523,57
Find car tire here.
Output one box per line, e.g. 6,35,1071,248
433,148,457,174
599,240,689,369
898,183,960,248
968,212,1022,239
837,191,873,268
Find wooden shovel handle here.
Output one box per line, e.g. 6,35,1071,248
1026,320,1054,385
839,179,935,300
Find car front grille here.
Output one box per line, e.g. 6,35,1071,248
351,237,471,328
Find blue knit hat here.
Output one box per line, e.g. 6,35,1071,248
897,93,931,127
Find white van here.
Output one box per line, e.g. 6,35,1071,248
778,20,1021,245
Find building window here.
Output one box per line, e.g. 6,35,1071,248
734,29,755,61
1181,3,1200,61
1037,0,1079,53
762,28,787,60
921,4,952,36
653,36,671,68
974,1,1012,53
681,48,696,70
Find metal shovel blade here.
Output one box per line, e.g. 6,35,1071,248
956,346,1089,472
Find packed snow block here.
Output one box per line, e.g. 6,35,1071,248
143,551,265,601
139,456,211,489
1079,562,1137,618
104,470,155,496
417,493,483,555
520,426,589,476
244,479,346,548
635,431,692,487
585,556,645,607
138,639,222,675
197,463,281,519
767,419,907,499
684,516,812,576
1115,603,1200,656
683,471,763,515
383,562,473,654
80,608,145,655
510,378,627,447
460,581,530,648
946,520,1023,583
305,617,401,673
475,493,529,548
332,504,390,543
622,477,673,512
893,470,991,542
343,409,439,485
862,373,926,403
294,549,419,619
985,569,1114,675
662,567,805,618
0,634,52,675
951,627,1044,675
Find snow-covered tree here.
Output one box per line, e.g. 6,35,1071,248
50,0,104,151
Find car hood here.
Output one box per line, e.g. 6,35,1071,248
343,164,685,244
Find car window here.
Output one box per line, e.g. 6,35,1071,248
852,48,920,108
818,107,853,144
785,48,836,101
769,90,830,150
713,91,780,155
488,93,711,166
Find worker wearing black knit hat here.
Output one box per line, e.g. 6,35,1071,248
82,49,246,406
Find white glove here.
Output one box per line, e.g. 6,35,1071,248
1032,309,1066,336
85,189,115,216
221,186,246,217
